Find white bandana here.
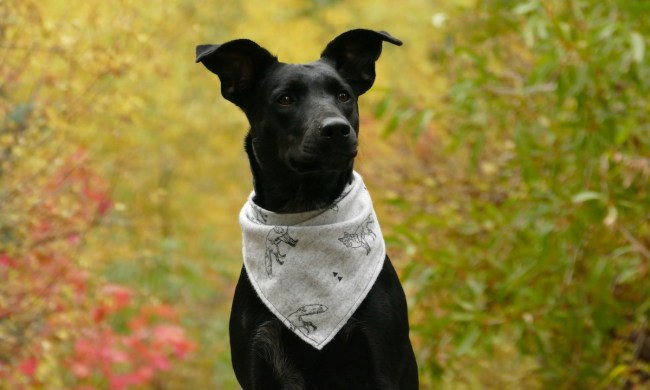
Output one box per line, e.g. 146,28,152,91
239,171,385,350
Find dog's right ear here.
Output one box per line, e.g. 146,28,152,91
196,39,277,107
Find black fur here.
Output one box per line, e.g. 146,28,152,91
197,29,418,389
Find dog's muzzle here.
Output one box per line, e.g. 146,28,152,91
287,118,358,173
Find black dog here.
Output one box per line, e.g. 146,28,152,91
196,29,418,389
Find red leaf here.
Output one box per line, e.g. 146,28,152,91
152,325,195,357
109,372,148,390
69,269,88,298
102,284,133,310
71,361,92,378
93,306,107,323
127,315,148,331
146,303,177,319
19,356,38,377
67,233,82,245
149,354,171,371
96,196,113,216
135,366,154,382
0,253,14,268
106,346,129,364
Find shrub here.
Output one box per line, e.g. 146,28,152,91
379,0,650,387
0,3,194,388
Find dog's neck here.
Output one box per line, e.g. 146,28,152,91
245,135,352,213
250,167,353,214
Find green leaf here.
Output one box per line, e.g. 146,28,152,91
571,191,604,204
8,103,34,126
374,94,391,119
630,31,645,64
615,125,632,145
513,1,539,15
383,115,400,137
602,365,630,387
415,109,434,138
597,23,617,41
455,327,480,355
450,312,476,322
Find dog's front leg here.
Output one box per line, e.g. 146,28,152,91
250,320,306,390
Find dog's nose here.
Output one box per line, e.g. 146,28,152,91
320,117,352,139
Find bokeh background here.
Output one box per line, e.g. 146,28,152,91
1,0,649,388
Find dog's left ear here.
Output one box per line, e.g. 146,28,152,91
320,29,402,96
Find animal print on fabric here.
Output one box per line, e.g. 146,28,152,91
240,171,386,349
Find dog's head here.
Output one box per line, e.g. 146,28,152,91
196,29,402,175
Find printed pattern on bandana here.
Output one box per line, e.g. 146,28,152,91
239,171,385,350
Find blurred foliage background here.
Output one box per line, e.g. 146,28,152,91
1,0,649,388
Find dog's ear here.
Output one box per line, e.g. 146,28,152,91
196,39,277,107
320,29,402,96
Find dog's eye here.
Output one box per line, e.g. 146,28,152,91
337,91,351,103
277,94,295,106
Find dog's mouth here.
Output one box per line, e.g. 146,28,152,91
287,152,357,174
